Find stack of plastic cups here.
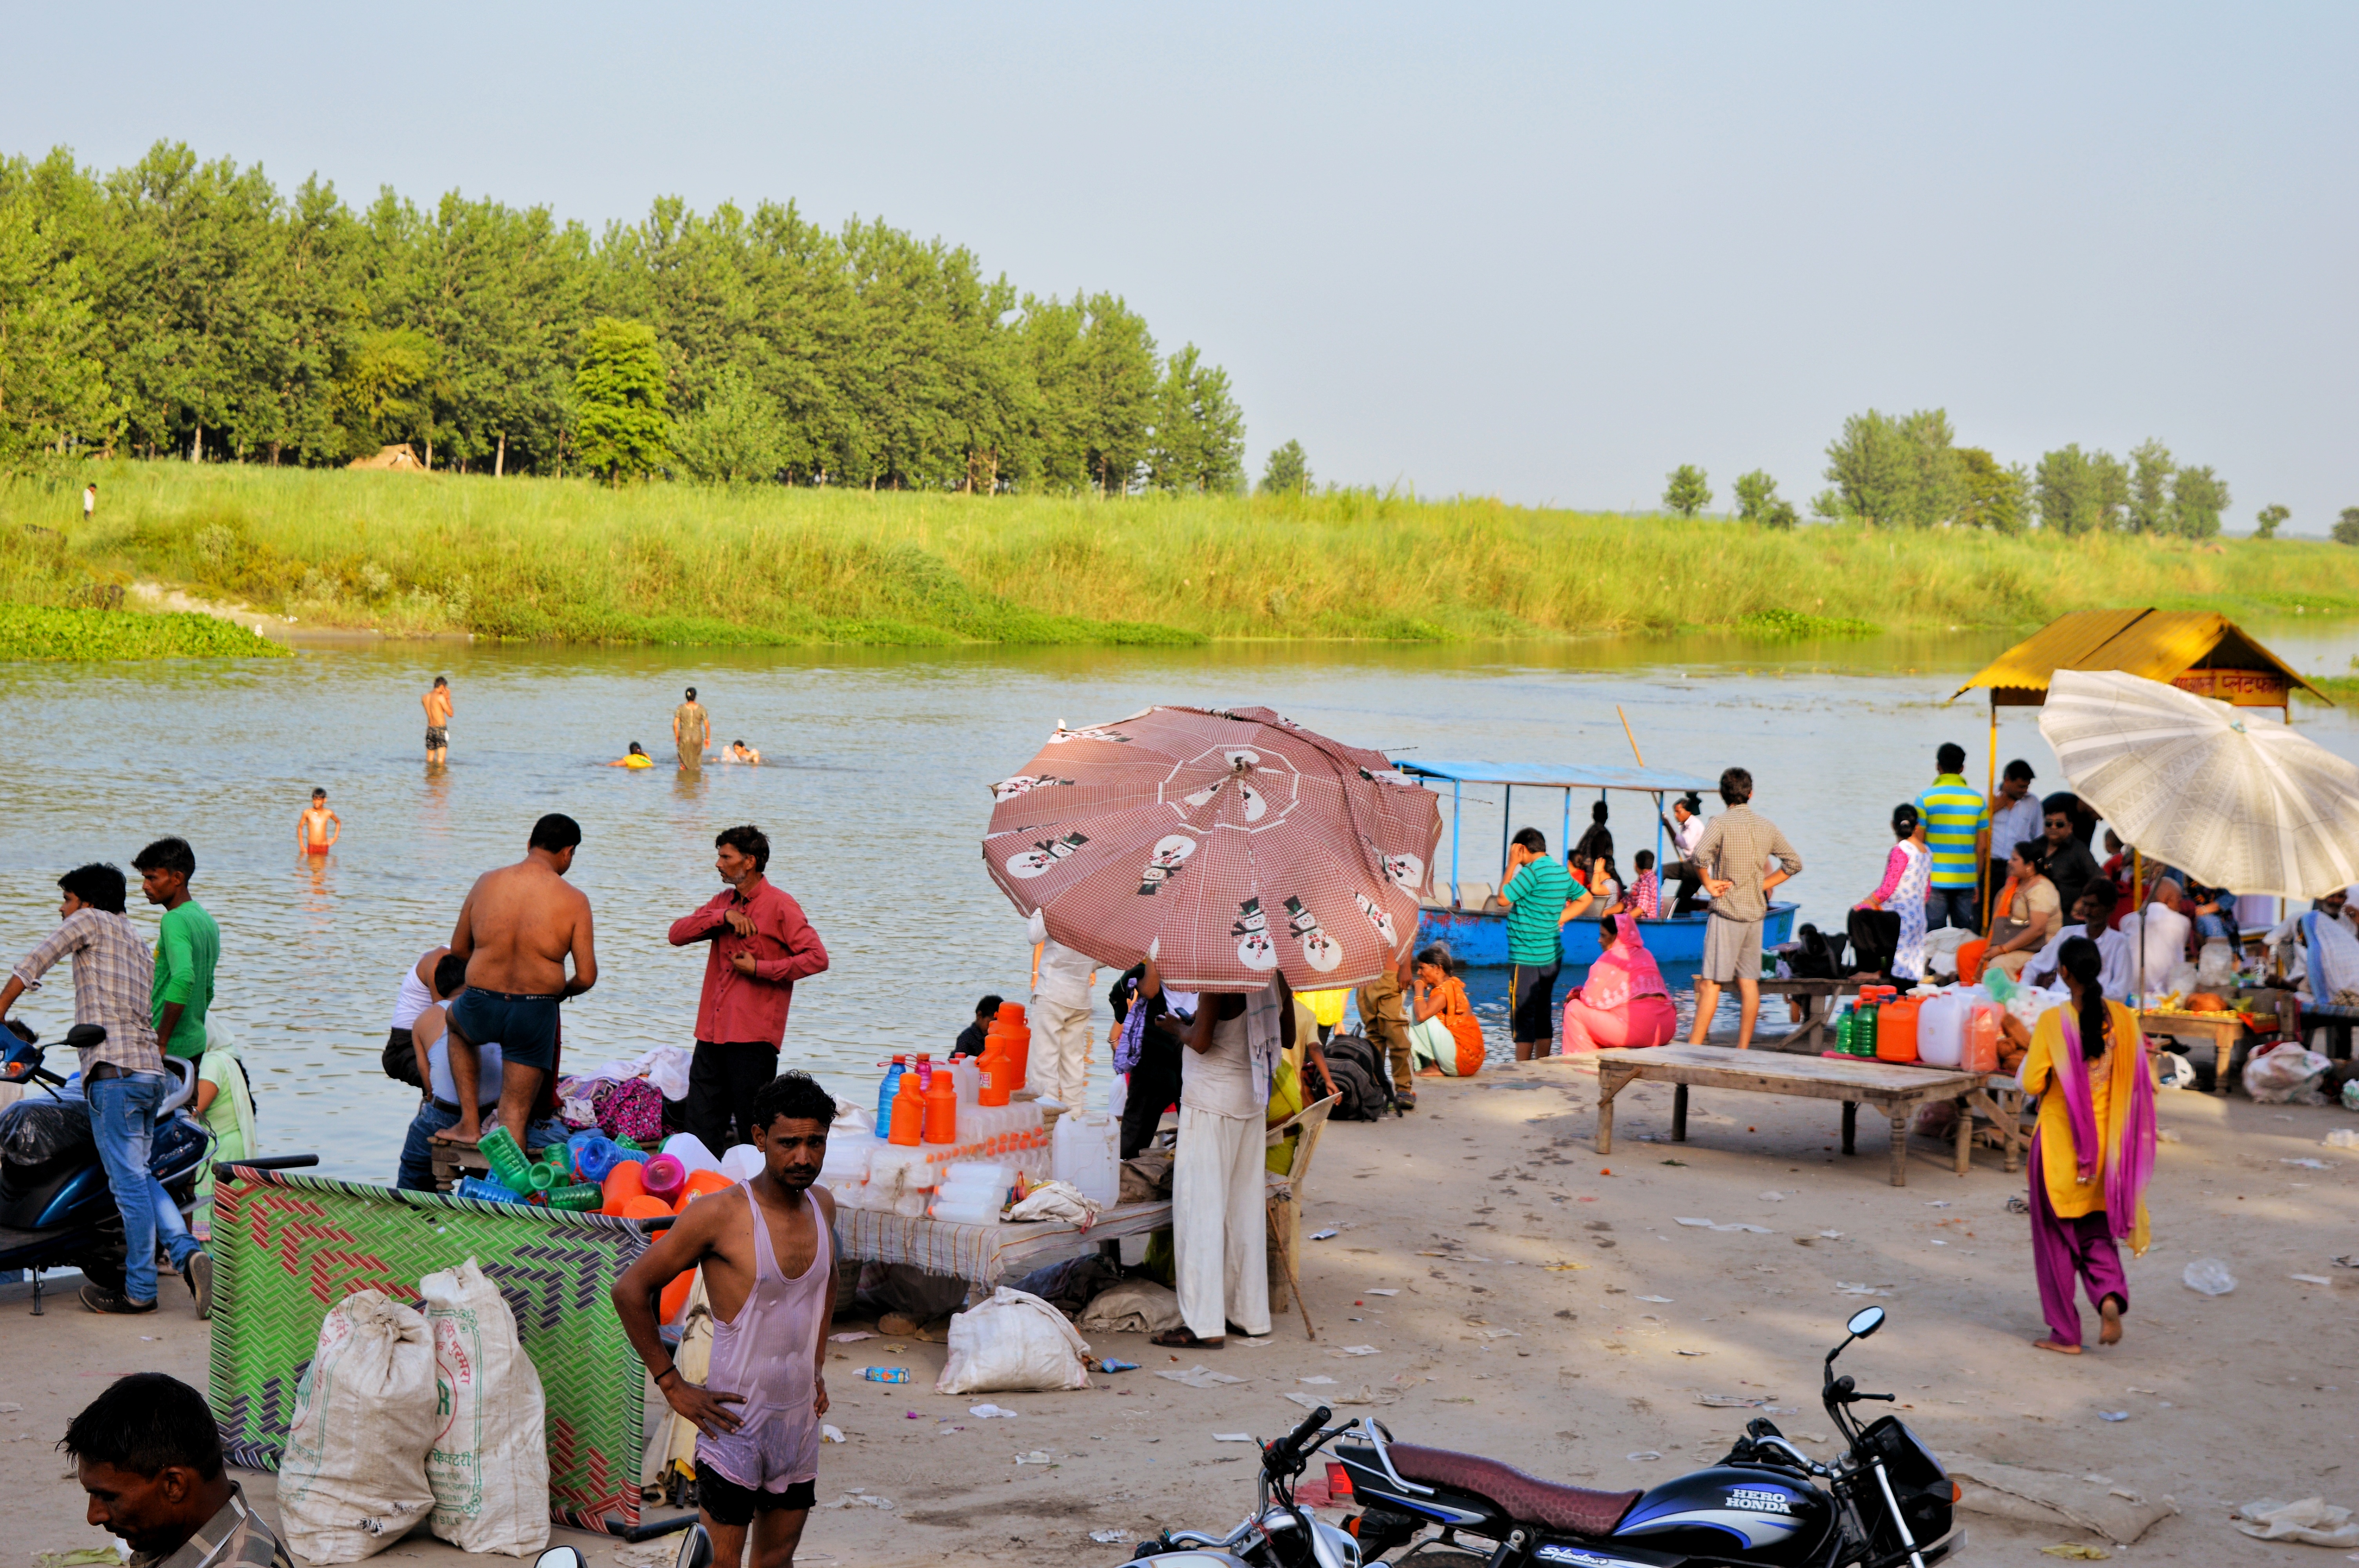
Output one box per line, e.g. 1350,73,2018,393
478,1126,534,1194
544,1183,603,1211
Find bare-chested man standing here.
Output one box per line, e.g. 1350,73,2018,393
422,675,454,766
439,813,597,1149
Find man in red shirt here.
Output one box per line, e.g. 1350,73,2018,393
668,825,831,1152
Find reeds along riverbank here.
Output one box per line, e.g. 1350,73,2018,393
4,464,2358,647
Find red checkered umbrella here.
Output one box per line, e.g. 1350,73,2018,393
983,705,1443,993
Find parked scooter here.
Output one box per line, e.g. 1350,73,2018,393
1116,1308,1963,1568
0,1020,209,1313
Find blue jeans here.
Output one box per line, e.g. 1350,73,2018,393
2194,912,2235,944
87,1073,169,1303
1924,885,1981,935
396,1099,570,1192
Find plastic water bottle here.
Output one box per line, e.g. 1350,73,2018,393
876,1056,909,1131
543,1182,603,1211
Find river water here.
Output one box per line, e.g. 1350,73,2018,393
5,622,2355,1182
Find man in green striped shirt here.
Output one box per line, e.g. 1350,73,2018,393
1914,744,1985,933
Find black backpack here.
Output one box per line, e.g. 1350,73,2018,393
1319,1031,1395,1122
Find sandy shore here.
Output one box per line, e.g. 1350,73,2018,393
7,1054,2353,1566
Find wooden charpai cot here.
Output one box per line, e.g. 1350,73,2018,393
1589,1044,2023,1187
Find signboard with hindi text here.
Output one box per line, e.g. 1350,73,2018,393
2171,668,2292,707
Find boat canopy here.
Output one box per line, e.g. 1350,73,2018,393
1394,760,1717,794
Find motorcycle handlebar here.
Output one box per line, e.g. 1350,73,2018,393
1268,1406,1331,1467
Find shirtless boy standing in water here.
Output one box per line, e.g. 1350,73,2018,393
296,789,340,853
439,813,597,1149
616,1073,836,1568
422,676,453,764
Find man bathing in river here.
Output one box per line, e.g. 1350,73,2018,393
422,675,453,764
295,788,340,853
616,1072,836,1568
437,813,597,1151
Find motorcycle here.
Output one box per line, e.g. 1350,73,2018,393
1,1020,212,1313
1117,1307,1964,1568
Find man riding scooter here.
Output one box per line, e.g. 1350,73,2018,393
0,863,211,1316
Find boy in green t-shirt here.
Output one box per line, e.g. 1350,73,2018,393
1496,828,1596,1062
134,837,218,1059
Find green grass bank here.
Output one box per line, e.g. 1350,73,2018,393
7,464,2359,648
0,604,287,660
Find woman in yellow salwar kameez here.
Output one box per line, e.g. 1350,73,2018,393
2021,936,2157,1354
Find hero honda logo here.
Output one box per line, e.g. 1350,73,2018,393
1534,1547,1647,1568
1726,1485,1796,1515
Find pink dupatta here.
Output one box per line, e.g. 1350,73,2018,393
1578,913,1668,1012
2050,1006,2157,1245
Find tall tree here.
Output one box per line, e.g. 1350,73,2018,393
572,316,669,481
1077,293,1156,495
2168,465,2229,539
1148,343,1246,494
1956,447,2028,534
1662,464,1711,517
1259,439,1310,495
2126,439,2174,533
2335,508,2359,547
0,153,118,463
2254,504,2288,540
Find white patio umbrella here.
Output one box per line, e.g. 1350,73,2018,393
2037,668,2359,900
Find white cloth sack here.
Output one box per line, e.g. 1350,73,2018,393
277,1290,440,1562
1076,1279,1183,1335
421,1258,550,1555
1005,1180,1102,1225
934,1287,1094,1394
2236,1497,2359,1548
2245,1042,2331,1104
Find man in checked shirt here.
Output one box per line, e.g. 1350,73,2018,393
0,863,209,1316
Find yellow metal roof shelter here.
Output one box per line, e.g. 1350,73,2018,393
1954,608,2328,711
1950,609,2328,921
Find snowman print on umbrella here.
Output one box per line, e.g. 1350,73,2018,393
1353,890,1399,949
1233,897,1278,970
1137,833,1197,896
1005,831,1088,880
1284,895,1345,973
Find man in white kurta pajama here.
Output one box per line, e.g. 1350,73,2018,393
1158,979,1291,1347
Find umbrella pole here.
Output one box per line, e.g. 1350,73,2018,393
1562,788,1570,869
1983,693,1999,927
2133,847,2144,1001
1452,781,1462,900
1502,785,1513,880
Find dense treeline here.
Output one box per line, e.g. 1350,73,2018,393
1665,409,2248,538
0,142,1247,494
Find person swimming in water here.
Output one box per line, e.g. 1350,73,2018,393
609,742,654,769
723,739,762,765
297,788,341,853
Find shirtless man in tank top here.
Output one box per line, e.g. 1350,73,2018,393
615,1072,837,1568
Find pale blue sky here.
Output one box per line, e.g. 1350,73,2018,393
7,3,2353,529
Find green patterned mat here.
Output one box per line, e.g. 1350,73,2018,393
209,1167,653,1533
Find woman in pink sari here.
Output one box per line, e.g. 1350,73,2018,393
2021,935,2157,1353
1560,913,1677,1053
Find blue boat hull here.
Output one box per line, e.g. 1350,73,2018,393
1415,902,1799,967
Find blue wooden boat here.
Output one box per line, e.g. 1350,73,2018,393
1393,759,1797,967
1415,899,1799,967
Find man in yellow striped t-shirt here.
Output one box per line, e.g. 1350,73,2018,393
1914,744,1985,933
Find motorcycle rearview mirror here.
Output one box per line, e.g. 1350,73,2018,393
531,1551,586,1568
674,1524,715,1568
1845,1306,1886,1339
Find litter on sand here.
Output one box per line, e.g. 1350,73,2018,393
2234,1496,2359,1548
2097,1411,2129,1422
829,1331,875,1343
2038,1547,2109,1561
1090,1530,1131,1544
1100,1358,1141,1373
1015,1451,1057,1465
1309,1229,1340,1240
818,1492,895,1510
1627,1451,1663,1462
2285,1158,2331,1169
821,1424,846,1443
1697,1394,1779,1408
1676,1217,1774,1233
1636,1295,1674,1303
970,1404,1020,1419
2293,1275,2335,1286
1158,1365,1246,1388
1757,1191,1787,1201
1331,1345,1380,1357
1835,1283,1893,1296
1366,1288,1400,1296
1299,1375,1339,1385
1213,1432,1256,1443
1819,1231,1844,1240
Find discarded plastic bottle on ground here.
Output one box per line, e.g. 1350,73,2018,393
2183,1258,2236,1296
456,1176,524,1204
860,1366,912,1383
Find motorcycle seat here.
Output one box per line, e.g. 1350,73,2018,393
1389,1444,1641,1536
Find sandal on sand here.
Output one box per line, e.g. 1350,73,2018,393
2099,1298,2123,1346
1151,1328,1219,1348
2032,1338,2082,1355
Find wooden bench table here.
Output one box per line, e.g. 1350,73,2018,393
1750,978,1870,1053
1592,1044,2015,1186
2136,1009,2253,1094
